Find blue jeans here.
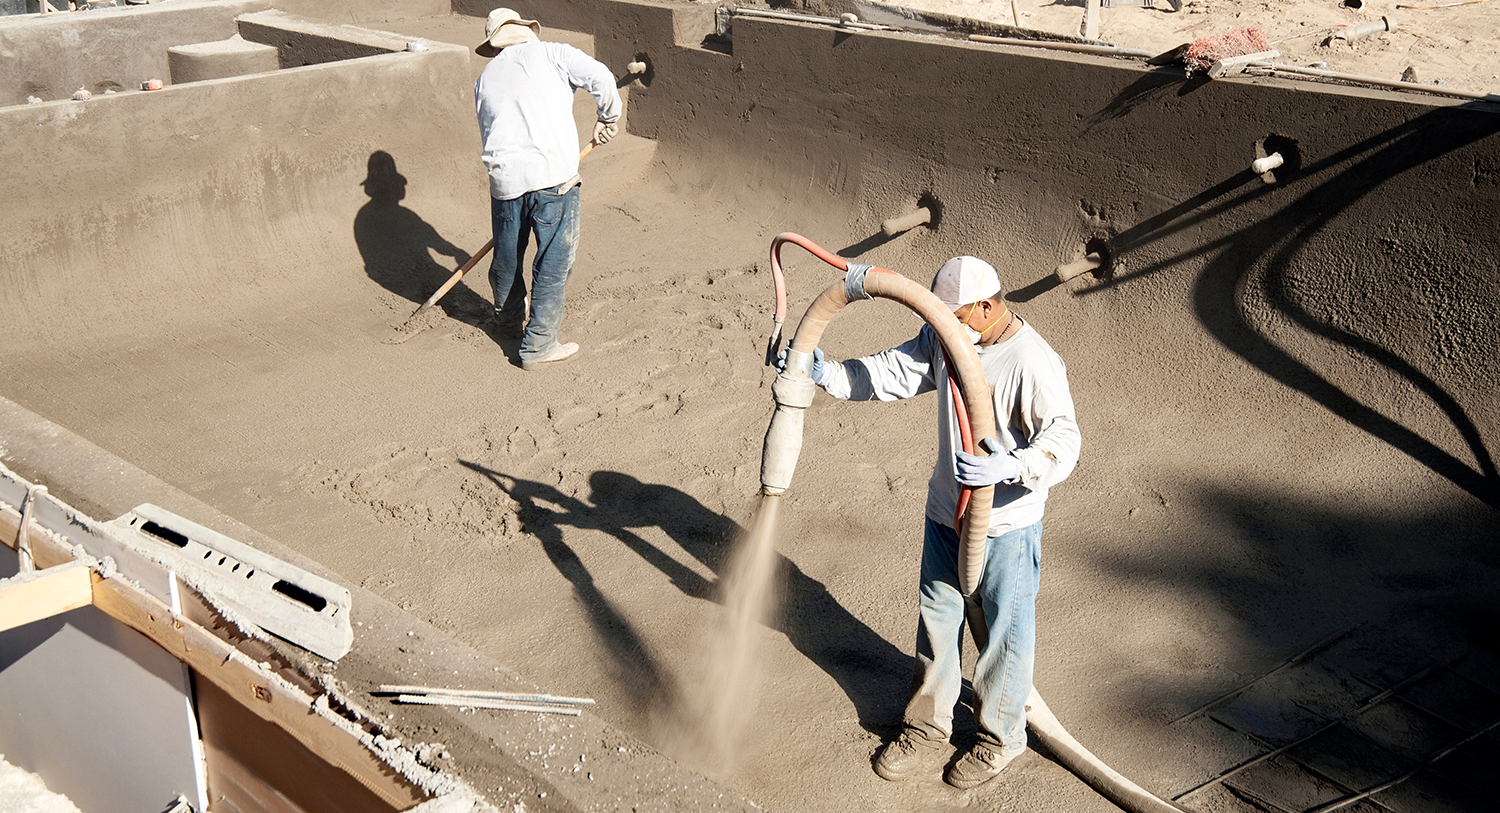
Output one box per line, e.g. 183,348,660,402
903,518,1041,756
489,181,581,364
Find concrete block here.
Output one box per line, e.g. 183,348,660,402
168,33,279,83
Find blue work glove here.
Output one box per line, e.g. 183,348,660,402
955,448,1021,487
775,346,832,386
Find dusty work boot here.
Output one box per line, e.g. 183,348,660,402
873,732,946,781
521,342,579,370
944,743,1020,789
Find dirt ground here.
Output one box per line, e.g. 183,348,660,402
2,6,1497,813
876,0,1500,95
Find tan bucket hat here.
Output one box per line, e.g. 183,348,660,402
476,8,541,57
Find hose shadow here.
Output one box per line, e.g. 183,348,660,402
838,230,897,259
353,151,493,327
1077,106,1500,507
459,461,913,732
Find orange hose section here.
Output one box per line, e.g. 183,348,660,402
770,232,849,325
788,270,996,596
944,350,976,529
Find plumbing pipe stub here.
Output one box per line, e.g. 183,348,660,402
844,263,875,302
1055,252,1103,282
1251,152,1284,175
881,206,933,237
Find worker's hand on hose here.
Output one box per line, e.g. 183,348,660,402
592,120,619,146
955,448,1021,487
775,346,834,387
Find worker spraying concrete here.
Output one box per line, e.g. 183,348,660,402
778,253,1080,787
759,234,1185,810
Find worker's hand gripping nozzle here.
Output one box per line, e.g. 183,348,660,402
760,348,817,495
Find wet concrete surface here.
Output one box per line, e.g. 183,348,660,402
2,5,1497,812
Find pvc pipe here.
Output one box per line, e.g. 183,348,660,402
1245,63,1499,102
880,206,932,236
969,33,1155,58
1251,152,1284,175
1336,15,1396,40
1056,252,1103,282
626,60,647,75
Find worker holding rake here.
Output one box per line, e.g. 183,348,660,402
474,8,621,369
805,257,1081,788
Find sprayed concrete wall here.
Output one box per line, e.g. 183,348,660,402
2,1,1498,808
0,15,477,333
0,0,272,104
487,0,1500,511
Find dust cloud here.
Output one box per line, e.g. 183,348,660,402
655,494,785,775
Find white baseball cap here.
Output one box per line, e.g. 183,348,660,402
931,256,1001,310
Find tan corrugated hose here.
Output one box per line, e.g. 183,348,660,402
760,234,1184,813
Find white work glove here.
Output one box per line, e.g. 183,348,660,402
955,448,1021,487
592,120,619,145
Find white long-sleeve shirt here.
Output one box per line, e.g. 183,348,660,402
474,41,622,201
821,320,1081,536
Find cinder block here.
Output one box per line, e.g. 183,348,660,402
167,33,278,83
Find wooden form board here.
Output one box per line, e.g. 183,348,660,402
2,497,428,811
0,560,95,634
194,676,402,813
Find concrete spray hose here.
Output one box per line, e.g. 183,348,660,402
760,233,1184,813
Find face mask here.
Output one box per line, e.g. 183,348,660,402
961,303,984,345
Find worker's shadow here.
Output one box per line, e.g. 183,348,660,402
460,461,914,734
353,151,494,328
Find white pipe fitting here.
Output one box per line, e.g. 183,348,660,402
1251,152,1284,175
881,206,933,237
626,60,647,75
1337,16,1396,41
1055,252,1104,282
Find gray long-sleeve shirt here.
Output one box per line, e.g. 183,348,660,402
475,41,622,201
821,320,1081,536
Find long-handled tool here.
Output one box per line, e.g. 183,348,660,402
399,141,599,329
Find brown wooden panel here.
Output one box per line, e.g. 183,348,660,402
196,675,403,813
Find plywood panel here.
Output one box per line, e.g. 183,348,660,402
194,675,403,813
